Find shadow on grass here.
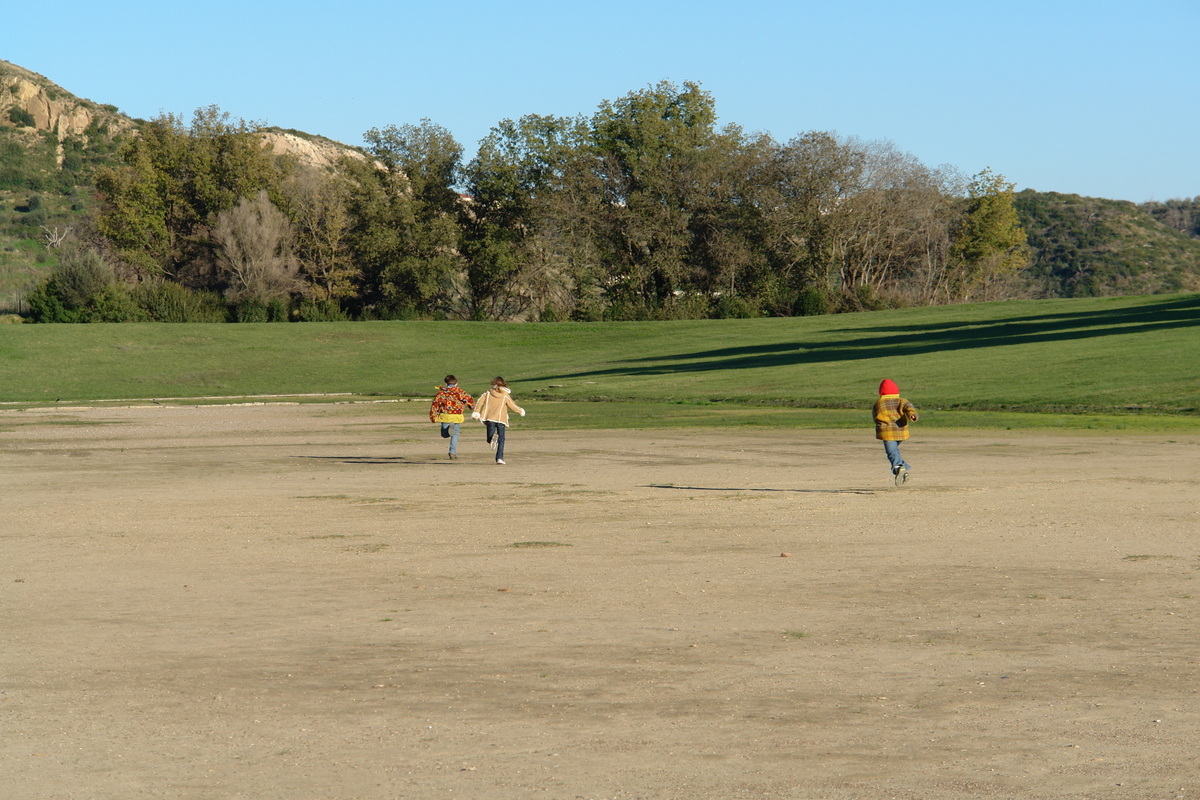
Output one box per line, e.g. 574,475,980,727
534,294,1200,379
648,484,875,495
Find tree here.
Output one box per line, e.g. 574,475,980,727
589,80,737,315
93,106,290,281
281,169,358,302
949,169,1031,300
341,120,466,317
757,131,866,313
211,190,302,305
832,141,961,308
462,113,596,319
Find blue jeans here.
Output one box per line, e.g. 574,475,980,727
441,422,461,455
883,440,909,473
486,421,506,461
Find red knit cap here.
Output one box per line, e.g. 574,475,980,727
879,379,899,395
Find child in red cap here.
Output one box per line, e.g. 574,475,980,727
873,379,919,486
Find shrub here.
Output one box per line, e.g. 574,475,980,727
267,296,290,321
797,287,831,316
233,299,268,322
662,293,712,320
7,107,35,128
293,298,348,321
604,300,653,321
132,280,230,322
714,294,758,319
25,279,79,322
90,285,146,322
25,246,144,322
56,248,112,308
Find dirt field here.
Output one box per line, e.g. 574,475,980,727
2,401,1198,800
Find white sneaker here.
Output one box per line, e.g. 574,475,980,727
489,437,497,452
496,459,506,465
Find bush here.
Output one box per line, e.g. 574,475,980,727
133,280,230,322
293,298,348,321
231,297,289,322
56,248,113,308
267,296,290,321
90,285,145,322
796,287,831,316
232,298,270,322
8,107,35,128
662,293,712,320
25,246,144,322
603,300,653,321
25,279,79,322
714,294,757,319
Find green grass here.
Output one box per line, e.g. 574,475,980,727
1,293,1198,432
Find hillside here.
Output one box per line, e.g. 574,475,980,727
0,59,365,314
1014,190,1200,298
0,60,136,312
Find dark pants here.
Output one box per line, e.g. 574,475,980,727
486,421,506,460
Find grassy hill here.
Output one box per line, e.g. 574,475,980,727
1015,190,1200,298
2,293,1197,431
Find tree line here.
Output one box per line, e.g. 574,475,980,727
28,81,1032,322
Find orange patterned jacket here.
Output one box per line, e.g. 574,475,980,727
430,385,474,423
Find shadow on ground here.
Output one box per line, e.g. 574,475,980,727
295,456,453,466
648,484,875,495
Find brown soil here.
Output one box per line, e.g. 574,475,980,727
2,402,1198,799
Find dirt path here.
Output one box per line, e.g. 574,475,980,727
2,402,1198,799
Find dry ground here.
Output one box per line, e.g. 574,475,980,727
2,401,1198,800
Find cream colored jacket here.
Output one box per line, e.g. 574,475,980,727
472,386,525,426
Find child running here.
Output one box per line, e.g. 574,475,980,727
873,379,919,486
471,377,525,465
429,375,474,460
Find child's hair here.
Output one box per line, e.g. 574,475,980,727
491,376,507,388
444,375,456,384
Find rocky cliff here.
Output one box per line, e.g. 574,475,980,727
0,59,364,172
0,60,133,149
259,129,369,171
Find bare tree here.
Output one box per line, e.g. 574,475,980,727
211,191,303,303
41,225,71,248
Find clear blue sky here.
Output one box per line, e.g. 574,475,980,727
6,0,1197,203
